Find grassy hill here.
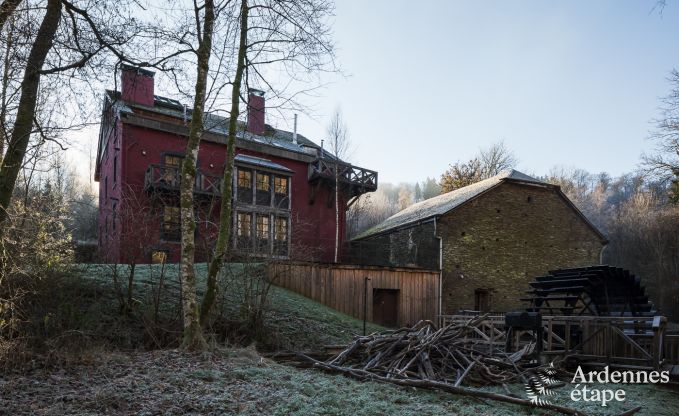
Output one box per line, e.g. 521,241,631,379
73,262,384,351
1,263,676,415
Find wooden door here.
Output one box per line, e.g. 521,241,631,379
475,288,491,312
373,289,399,327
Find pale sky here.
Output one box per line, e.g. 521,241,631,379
70,0,679,186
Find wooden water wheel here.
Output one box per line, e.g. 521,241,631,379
522,265,656,317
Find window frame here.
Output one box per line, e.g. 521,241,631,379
161,205,181,242
273,215,289,256
233,161,292,258
255,214,270,253
236,211,253,249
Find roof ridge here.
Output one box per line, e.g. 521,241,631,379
353,169,546,240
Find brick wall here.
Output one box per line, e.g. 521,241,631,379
438,181,605,313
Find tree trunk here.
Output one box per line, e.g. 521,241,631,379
0,0,61,234
179,0,215,351
200,0,249,326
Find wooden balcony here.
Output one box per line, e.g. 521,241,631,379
308,158,378,198
144,164,221,197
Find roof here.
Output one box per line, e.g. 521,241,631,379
104,90,325,157
354,170,581,240
234,154,293,173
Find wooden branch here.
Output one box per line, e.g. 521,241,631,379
300,354,586,416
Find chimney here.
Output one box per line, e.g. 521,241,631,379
293,113,298,145
247,89,265,135
121,65,155,107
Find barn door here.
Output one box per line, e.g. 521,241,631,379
373,289,399,327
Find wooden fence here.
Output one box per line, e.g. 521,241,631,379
440,314,678,369
267,262,440,328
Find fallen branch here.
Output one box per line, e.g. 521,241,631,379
615,406,642,416
300,354,586,416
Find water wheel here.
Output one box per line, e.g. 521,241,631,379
522,265,656,317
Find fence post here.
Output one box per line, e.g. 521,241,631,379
363,276,370,335
652,316,666,370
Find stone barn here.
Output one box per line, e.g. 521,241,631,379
351,170,608,313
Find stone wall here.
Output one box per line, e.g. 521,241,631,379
349,221,439,270
438,181,605,313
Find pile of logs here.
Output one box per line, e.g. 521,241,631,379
320,316,533,386
297,316,643,416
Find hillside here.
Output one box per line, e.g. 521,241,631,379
1,264,676,415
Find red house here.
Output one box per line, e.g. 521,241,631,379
95,66,377,264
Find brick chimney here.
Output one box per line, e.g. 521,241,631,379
247,89,265,135
121,65,155,107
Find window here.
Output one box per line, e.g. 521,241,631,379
151,250,168,264
274,176,288,194
256,173,270,191
164,154,183,168
233,165,291,256
163,154,183,186
256,173,271,206
236,212,252,249
238,170,252,187
274,216,288,256
274,176,289,208
256,214,270,252
237,169,253,203
162,206,181,241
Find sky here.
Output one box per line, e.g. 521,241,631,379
70,0,679,186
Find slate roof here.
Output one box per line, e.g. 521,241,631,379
105,90,324,157
353,170,551,240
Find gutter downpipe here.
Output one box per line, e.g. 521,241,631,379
434,218,443,325
599,243,608,265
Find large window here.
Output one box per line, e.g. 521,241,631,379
256,214,270,252
234,162,291,257
162,206,181,241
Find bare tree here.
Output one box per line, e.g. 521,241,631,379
176,0,217,350
200,0,336,322
201,0,249,327
326,107,350,263
0,0,62,234
644,69,679,202
479,141,518,177
440,141,517,193
0,0,174,238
